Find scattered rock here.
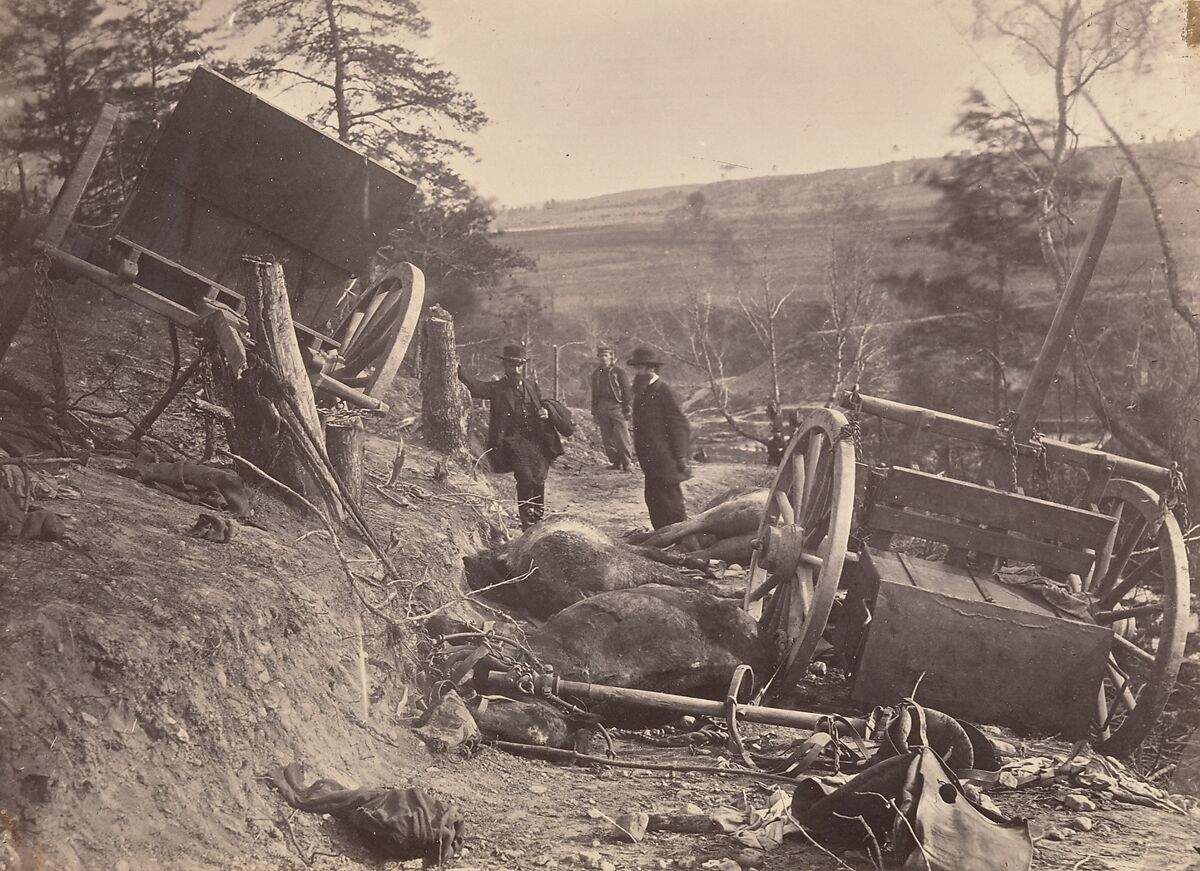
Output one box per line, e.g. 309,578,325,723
735,848,765,869
530,784,548,795
1071,816,1095,832
79,711,99,726
807,661,827,677
115,860,131,871
701,860,741,871
579,850,605,869
414,690,480,753
613,811,649,843
684,803,705,816
586,807,605,819
1064,794,1097,812
1042,828,1070,842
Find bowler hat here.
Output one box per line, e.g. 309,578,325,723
496,343,528,363
626,346,663,367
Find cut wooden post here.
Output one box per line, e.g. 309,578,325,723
420,304,468,455
218,258,344,520
326,418,366,505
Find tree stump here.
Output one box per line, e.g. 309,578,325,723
215,258,344,520
420,304,469,455
326,417,366,505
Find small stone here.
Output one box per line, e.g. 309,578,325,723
80,711,99,726
257,669,270,684
1071,816,1094,832
1042,828,1070,842
736,848,765,869
701,860,740,871
600,863,616,871
1064,794,1096,812
591,839,601,848
684,803,704,816
613,811,649,843
586,807,605,819
115,861,131,871
529,784,548,795
807,661,827,677
215,669,227,687
990,739,1018,757
579,850,604,869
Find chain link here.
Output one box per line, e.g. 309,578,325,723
1028,427,1051,500
995,410,1020,491
1154,461,1188,536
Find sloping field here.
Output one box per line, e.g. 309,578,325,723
495,143,1200,317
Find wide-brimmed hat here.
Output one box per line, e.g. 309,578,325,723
626,346,663,367
496,343,528,363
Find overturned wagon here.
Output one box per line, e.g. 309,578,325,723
15,67,425,412
742,178,1188,756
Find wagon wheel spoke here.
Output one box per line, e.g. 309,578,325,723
774,490,795,527
1093,513,1149,599
1089,478,1188,757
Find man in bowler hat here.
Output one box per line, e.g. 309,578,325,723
458,343,554,529
627,346,692,530
590,345,633,471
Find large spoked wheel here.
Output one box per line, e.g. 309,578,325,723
1087,478,1189,757
743,407,856,702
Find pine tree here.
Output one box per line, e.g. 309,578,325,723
0,0,115,179
235,0,530,305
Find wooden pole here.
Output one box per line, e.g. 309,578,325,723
420,304,468,454
219,258,344,520
1015,177,1122,442
41,104,119,249
326,418,366,505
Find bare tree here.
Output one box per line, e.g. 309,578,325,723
733,196,795,408
972,0,1196,513
971,0,1156,287
821,188,888,402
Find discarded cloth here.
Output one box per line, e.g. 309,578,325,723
793,748,1032,871
264,762,464,867
994,565,1092,621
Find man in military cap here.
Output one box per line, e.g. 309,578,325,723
590,344,633,471
458,343,555,529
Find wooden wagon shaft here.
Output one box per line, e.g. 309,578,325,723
34,241,389,413
1014,177,1122,443
844,391,1170,488
488,671,868,733
42,104,121,248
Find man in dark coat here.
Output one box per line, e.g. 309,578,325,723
628,346,692,530
590,345,633,471
458,344,557,529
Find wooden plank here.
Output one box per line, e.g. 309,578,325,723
878,467,1115,550
42,104,120,247
868,506,1097,576
904,408,936,469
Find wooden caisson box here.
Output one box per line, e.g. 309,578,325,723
838,549,1113,737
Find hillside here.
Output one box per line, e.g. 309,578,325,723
493,142,1200,319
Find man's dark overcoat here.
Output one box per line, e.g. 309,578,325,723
459,372,561,473
631,378,692,483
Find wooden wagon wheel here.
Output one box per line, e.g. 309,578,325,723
329,261,425,399
742,407,856,701
1087,478,1189,756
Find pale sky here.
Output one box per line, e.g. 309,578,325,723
418,0,1199,207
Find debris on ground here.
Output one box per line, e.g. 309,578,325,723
263,762,465,867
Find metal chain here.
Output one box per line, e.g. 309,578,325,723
995,410,1020,490
838,382,865,447
1028,427,1051,500
1155,461,1188,536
